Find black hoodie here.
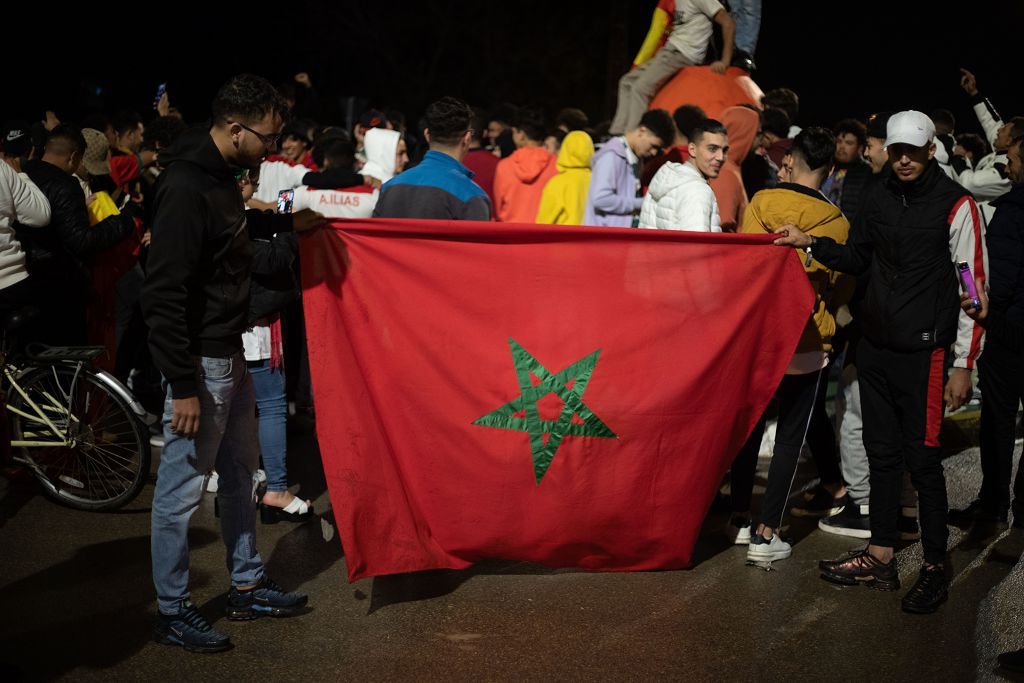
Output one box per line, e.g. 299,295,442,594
142,127,290,398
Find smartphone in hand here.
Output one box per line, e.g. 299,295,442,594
153,82,167,110
277,189,295,214
957,261,981,308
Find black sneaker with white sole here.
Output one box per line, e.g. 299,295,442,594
818,496,871,539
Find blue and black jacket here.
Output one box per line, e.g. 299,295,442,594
372,151,491,221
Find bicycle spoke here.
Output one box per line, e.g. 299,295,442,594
86,445,138,468
80,451,133,486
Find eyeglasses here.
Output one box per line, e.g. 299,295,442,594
230,120,281,149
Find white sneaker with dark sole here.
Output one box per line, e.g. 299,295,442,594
746,533,792,562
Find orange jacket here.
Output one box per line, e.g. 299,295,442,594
494,146,557,222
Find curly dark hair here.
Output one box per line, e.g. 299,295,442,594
638,109,675,146
143,115,188,150
833,118,867,147
211,74,289,127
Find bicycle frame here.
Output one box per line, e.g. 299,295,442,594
5,361,83,449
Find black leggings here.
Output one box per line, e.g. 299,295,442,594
731,369,833,528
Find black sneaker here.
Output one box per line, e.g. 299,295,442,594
818,496,871,539
819,549,900,591
949,499,1008,526
225,576,308,620
154,600,232,653
730,49,756,72
998,647,1024,673
790,485,837,518
901,564,948,614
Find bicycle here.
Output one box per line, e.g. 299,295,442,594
5,328,151,511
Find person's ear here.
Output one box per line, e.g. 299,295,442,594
927,141,936,161
423,128,431,145
462,129,472,147
688,140,698,158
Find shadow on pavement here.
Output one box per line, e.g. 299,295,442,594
0,529,219,680
263,510,344,596
368,559,568,614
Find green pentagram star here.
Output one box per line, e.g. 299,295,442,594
472,338,617,484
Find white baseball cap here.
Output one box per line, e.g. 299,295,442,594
884,110,936,149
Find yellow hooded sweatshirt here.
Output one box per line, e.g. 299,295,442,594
741,184,851,353
536,131,595,226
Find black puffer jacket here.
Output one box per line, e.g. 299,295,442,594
986,183,1024,326
814,161,973,352
142,127,291,398
17,159,138,282
835,157,873,227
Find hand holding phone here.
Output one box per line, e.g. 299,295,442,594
957,261,981,308
153,83,167,111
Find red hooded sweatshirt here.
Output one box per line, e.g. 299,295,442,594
493,146,557,222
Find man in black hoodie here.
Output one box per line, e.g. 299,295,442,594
143,74,321,653
775,110,987,615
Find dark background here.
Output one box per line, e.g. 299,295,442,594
6,1,1022,138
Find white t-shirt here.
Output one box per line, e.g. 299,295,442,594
292,185,378,219
666,0,726,65
253,158,311,204
242,325,275,362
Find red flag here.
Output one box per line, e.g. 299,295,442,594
300,219,813,581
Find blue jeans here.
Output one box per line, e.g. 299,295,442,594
249,359,288,492
731,0,762,55
151,353,264,614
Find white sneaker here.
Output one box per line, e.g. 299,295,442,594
746,533,792,562
725,516,752,545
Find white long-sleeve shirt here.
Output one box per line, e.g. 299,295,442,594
948,194,988,369
0,161,50,289
955,98,1013,224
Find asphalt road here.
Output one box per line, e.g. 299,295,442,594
1,411,1022,682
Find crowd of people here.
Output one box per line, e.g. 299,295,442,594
0,0,1022,671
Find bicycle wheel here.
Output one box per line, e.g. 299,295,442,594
9,363,151,511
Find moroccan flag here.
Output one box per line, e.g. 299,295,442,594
300,219,813,581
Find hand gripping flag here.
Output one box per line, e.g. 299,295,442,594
300,219,813,581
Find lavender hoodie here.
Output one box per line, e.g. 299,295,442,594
583,136,643,227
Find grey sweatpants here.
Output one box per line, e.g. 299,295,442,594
609,45,691,135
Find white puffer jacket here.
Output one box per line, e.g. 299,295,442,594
638,161,721,232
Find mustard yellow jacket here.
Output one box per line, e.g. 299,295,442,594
536,131,594,226
741,184,852,353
